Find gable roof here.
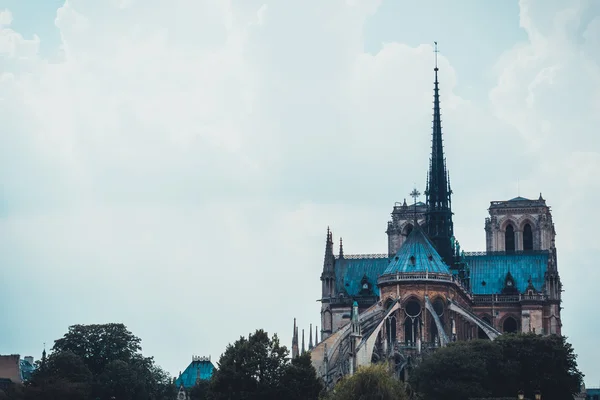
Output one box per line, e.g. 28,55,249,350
383,227,450,275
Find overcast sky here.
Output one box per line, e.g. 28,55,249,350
1,0,599,388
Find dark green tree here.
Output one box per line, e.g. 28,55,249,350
25,323,174,400
210,329,288,400
281,353,324,400
189,380,210,400
494,334,583,400
410,334,583,400
409,340,499,400
52,323,142,375
324,364,408,400
209,329,322,400
23,350,93,400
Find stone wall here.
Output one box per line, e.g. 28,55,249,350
0,355,22,384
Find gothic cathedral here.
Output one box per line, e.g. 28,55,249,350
303,57,562,388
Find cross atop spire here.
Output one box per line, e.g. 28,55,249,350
410,187,421,226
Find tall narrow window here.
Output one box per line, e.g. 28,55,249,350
404,300,421,345
405,224,414,237
505,224,515,252
386,316,397,345
523,223,533,251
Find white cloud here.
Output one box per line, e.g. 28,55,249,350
0,9,13,26
1,0,599,386
490,0,600,383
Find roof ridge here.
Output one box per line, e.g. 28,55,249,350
334,253,388,260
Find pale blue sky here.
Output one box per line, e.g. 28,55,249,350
1,0,599,388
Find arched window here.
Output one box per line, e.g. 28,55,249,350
404,224,414,237
503,316,518,333
505,224,515,252
523,223,533,251
404,300,421,345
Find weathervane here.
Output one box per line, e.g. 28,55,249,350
434,41,439,71
410,186,421,226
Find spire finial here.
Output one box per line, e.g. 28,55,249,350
434,41,439,72
339,237,344,258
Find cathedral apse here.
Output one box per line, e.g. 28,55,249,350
300,45,562,388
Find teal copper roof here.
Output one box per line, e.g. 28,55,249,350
465,252,549,295
19,359,35,381
335,255,389,296
175,357,215,389
383,227,450,275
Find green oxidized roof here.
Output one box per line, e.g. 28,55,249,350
465,252,549,295
383,226,450,275
174,358,215,389
335,255,389,297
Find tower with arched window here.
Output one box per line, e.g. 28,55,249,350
484,194,556,253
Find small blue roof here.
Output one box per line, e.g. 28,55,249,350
508,196,530,201
19,359,35,381
383,227,450,275
335,255,389,296
174,358,215,389
586,388,600,399
466,252,549,295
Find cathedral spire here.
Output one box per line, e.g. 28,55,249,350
309,323,314,350
292,318,299,358
425,41,454,266
321,226,336,300
323,227,334,268
301,329,306,354
339,237,344,258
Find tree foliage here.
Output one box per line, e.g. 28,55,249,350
52,323,142,375
208,329,323,400
324,364,408,400
17,323,174,400
281,353,324,400
410,334,583,400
